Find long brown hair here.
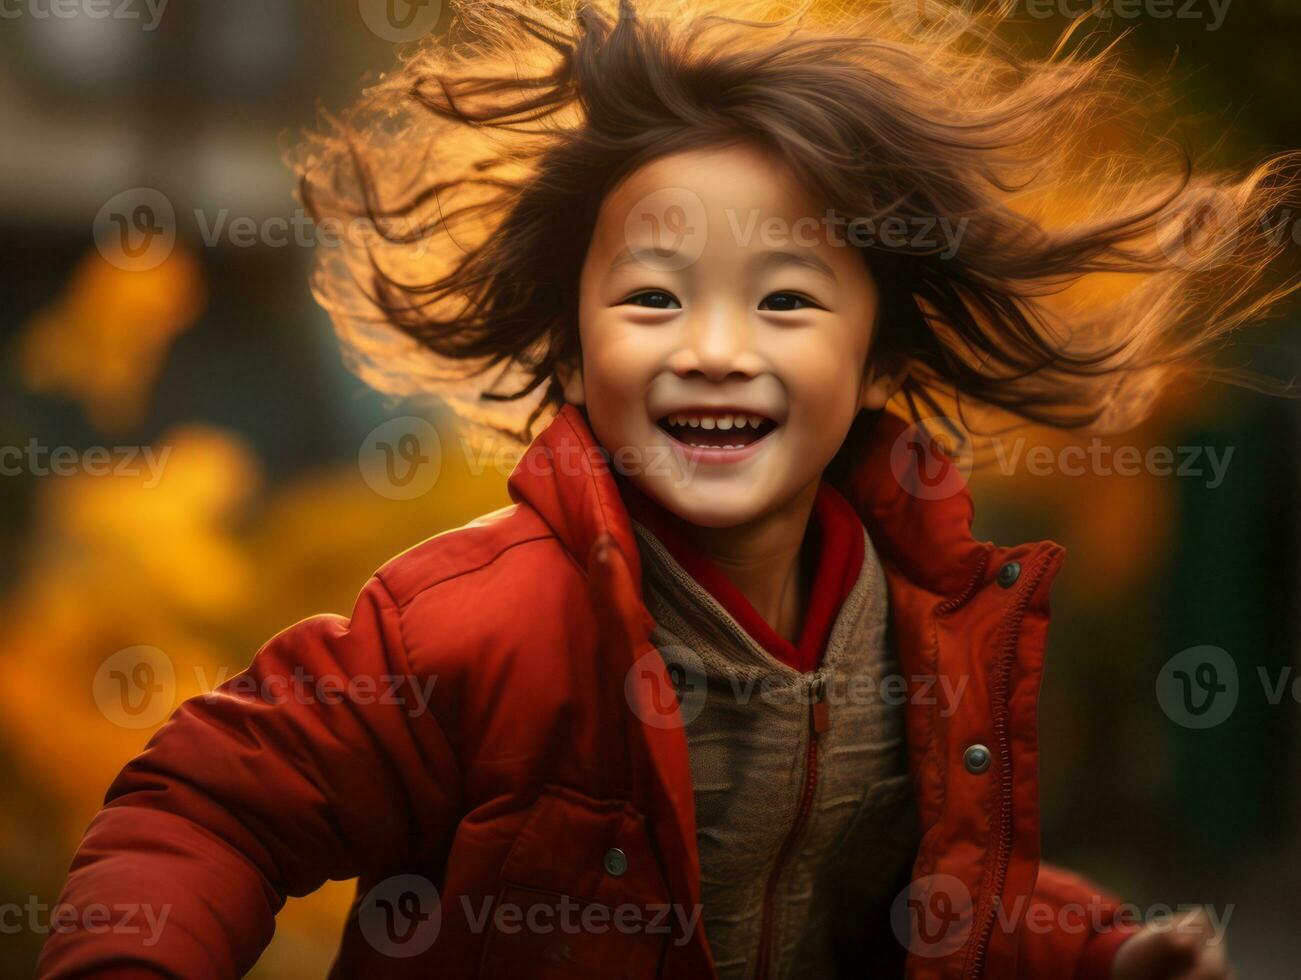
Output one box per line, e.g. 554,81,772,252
293,0,1301,445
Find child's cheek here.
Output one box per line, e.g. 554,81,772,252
578,326,665,450
586,326,654,385
780,343,864,435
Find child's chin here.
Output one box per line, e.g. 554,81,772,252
646,482,772,530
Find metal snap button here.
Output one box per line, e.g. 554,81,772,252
996,562,1021,588
963,743,992,774
603,847,628,877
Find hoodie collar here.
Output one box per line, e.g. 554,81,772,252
507,404,988,599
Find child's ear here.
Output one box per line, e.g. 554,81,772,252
556,359,586,406
860,357,909,411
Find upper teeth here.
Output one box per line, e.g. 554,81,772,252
665,413,766,429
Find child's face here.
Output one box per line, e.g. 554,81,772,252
570,143,886,528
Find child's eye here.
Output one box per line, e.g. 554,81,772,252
759,292,821,312
622,290,681,309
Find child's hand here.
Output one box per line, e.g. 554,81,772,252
1111,907,1234,980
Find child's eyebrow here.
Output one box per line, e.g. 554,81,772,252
605,244,838,283
607,245,685,274
754,249,837,282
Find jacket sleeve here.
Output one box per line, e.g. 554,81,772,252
36,576,461,980
1016,863,1141,980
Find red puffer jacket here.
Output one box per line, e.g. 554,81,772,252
38,406,1137,980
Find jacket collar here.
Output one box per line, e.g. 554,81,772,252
507,404,988,599
506,404,645,584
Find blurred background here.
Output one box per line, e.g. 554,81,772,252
0,0,1298,976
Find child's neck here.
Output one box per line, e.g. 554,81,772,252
683,479,820,644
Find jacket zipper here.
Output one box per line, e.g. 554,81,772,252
755,674,829,980
963,555,1052,979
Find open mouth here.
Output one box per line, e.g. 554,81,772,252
656,410,779,450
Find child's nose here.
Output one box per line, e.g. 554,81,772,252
667,304,764,381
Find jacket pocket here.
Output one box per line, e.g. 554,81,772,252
478,784,672,979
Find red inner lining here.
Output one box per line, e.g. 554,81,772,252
621,480,864,673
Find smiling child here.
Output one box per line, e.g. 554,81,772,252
39,0,1299,977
